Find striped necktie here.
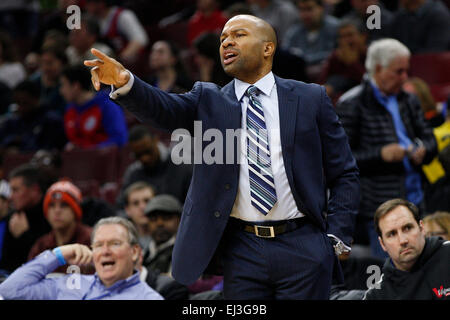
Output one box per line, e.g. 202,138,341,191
245,85,277,215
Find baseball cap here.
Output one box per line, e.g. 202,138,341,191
144,194,182,216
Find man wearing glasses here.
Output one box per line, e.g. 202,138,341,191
0,217,163,299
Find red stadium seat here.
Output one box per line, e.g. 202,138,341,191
75,179,101,198
61,146,119,184
430,83,450,103
2,152,34,178
161,20,189,49
409,52,450,85
117,145,134,186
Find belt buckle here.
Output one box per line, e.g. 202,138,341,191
254,225,275,238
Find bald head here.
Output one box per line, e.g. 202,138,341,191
228,14,277,49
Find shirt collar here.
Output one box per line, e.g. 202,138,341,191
234,71,275,101
93,269,141,291
369,78,397,104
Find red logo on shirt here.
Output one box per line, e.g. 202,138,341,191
432,286,450,298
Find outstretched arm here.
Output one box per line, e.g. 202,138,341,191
84,48,199,133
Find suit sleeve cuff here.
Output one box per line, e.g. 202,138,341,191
109,71,134,99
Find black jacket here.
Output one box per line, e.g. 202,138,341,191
364,237,450,300
0,201,51,273
336,80,437,218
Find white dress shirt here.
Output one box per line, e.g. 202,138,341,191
230,71,304,222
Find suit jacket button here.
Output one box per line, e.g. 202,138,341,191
214,211,221,218
224,184,230,190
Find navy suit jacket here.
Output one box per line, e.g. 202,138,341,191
114,74,360,285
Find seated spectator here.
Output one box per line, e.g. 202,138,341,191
423,211,450,241
60,64,128,149
42,29,69,52
193,32,232,86
342,0,393,43
0,180,11,263
24,52,40,77
336,38,437,258
142,194,181,275
0,217,163,299
0,164,51,273
0,80,67,153
363,199,450,300
385,0,450,53
283,0,339,68
403,77,445,128
85,0,149,65
118,125,192,205
425,145,450,213
319,19,367,102
29,45,68,116
27,180,93,275
187,0,228,46
0,31,26,89
66,14,114,66
146,40,193,93
142,194,223,295
136,243,189,300
247,0,300,42
124,182,155,252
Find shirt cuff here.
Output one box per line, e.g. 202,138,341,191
327,234,351,252
109,71,134,99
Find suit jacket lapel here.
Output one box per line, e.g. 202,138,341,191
221,79,242,130
275,76,298,164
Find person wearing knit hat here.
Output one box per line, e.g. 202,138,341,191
27,180,93,274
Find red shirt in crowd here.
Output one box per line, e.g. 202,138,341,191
187,10,228,45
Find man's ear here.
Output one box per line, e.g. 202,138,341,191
264,42,275,58
378,236,387,252
375,63,383,75
131,244,140,264
418,220,425,235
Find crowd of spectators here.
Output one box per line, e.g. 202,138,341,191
0,0,449,300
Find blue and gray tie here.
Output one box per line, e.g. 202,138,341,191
245,85,277,215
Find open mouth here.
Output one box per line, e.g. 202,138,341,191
101,261,116,269
223,51,238,65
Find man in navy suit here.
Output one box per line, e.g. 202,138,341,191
85,15,360,299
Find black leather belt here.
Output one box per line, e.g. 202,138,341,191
228,217,309,238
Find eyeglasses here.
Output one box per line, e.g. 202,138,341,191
91,240,127,252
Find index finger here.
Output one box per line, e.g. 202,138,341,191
91,48,112,62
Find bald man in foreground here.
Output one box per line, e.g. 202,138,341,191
85,15,360,299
